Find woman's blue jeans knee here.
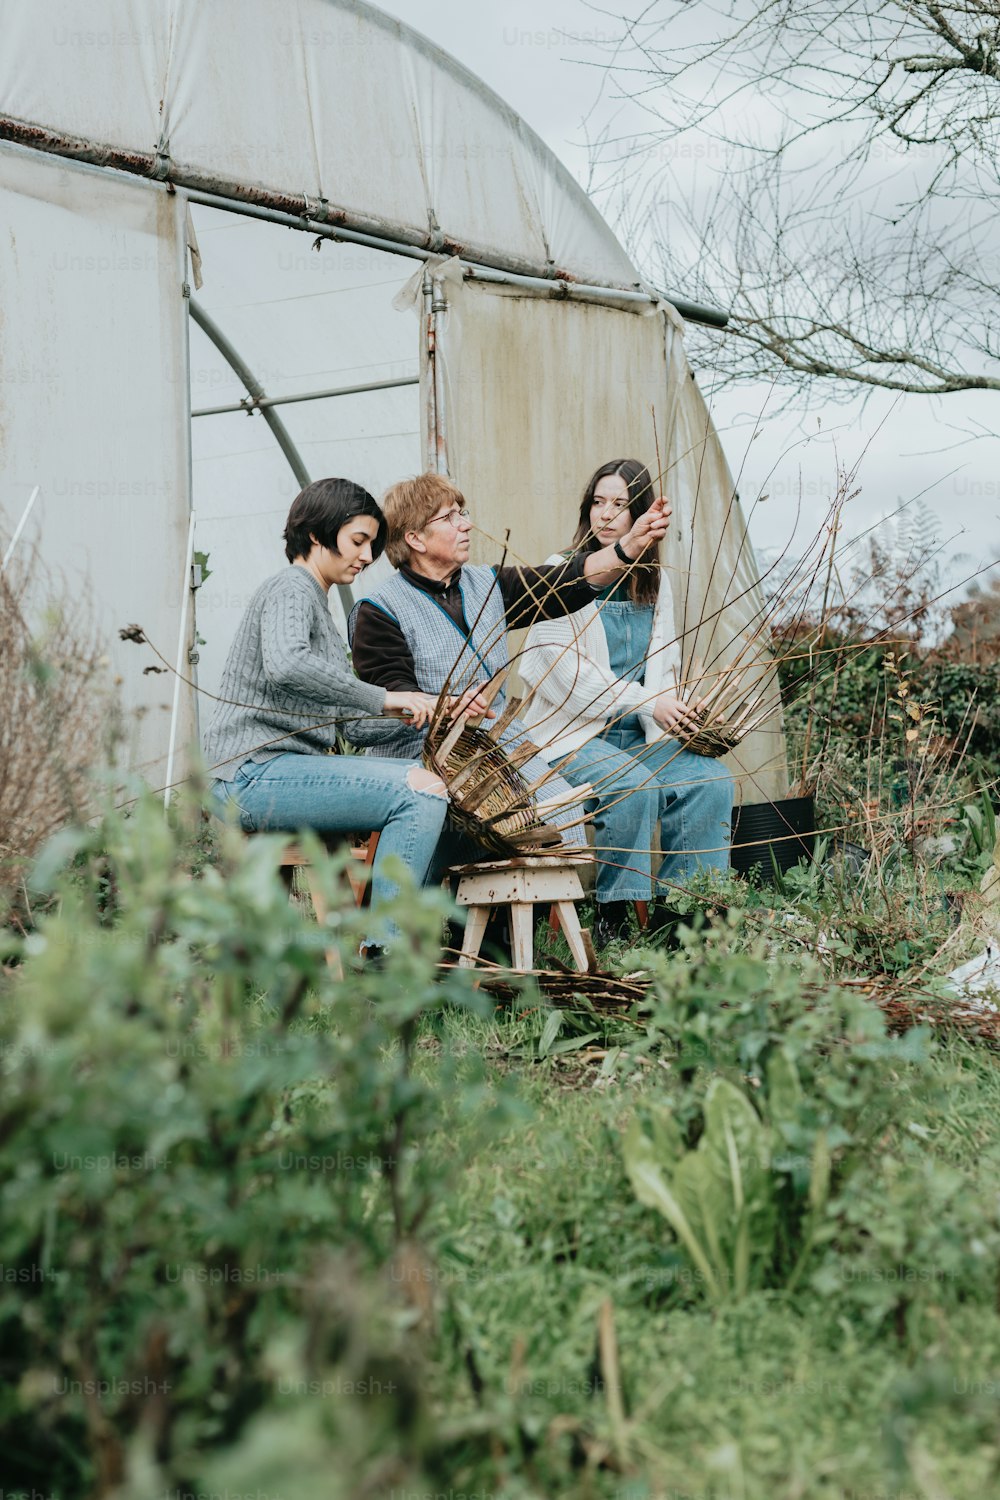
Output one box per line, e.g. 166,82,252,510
210,753,448,941
603,723,734,889
559,722,734,899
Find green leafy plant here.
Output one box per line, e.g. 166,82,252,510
0,792,511,1497
813,1151,1000,1342
947,787,998,887
624,1077,781,1302
623,938,933,1304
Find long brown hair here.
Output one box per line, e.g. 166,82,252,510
571,459,661,605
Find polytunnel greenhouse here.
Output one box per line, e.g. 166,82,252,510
0,0,786,803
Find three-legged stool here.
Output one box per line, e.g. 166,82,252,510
451,852,596,973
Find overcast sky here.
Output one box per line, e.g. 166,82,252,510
376,0,1000,600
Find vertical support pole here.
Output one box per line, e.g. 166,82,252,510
164,510,196,809
422,270,438,471
424,271,450,476
1,486,40,573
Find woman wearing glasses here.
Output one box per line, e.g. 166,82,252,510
203,476,451,949
348,472,670,860
519,458,733,946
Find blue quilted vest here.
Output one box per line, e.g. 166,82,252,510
349,565,533,761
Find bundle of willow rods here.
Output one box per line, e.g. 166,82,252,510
871,982,1000,1050
472,967,1000,1050
675,706,743,759
458,955,651,1018
422,719,564,857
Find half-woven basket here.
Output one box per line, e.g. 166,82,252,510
677,718,742,758
422,721,564,858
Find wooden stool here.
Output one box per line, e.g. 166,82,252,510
277,830,375,897
287,831,378,907
264,832,379,974
451,852,596,973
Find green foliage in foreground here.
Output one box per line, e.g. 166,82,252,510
424,1024,1000,1500
0,798,514,1498
2,793,1000,1498
624,938,935,1304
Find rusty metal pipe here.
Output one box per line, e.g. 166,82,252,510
0,117,728,327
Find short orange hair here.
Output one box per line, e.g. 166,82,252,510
381,473,466,568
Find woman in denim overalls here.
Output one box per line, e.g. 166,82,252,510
520,459,734,945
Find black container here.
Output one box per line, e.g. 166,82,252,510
730,795,816,882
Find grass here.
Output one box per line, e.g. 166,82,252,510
406,1005,1000,1499
5,787,1000,1499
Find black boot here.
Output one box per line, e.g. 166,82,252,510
593,900,631,950
647,902,686,949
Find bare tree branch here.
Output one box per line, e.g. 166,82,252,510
587,0,1000,398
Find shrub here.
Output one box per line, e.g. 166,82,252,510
623,937,934,1304
0,548,116,919
0,794,508,1497
779,639,1000,803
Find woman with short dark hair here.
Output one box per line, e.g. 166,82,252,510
203,477,449,949
281,476,388,564
520,459,733,945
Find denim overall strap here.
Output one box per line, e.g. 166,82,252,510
599,598,655,739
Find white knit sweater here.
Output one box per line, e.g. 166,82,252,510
519,555,682,762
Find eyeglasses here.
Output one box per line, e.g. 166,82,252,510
424,507,471,529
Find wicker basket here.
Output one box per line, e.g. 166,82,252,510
677,714,741,759
672,661,770,759
423,721,564,857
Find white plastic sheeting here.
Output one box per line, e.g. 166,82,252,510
660,324,788,804
398,264,787,803
0,0,640,288
0,143,193,788
188,204,420,695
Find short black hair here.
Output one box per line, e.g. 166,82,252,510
283,478,387,563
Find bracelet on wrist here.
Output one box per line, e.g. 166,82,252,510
613,539,633,566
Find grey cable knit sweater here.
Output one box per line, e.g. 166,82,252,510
202,565,401,781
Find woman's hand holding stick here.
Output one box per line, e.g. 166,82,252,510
652,692,705,737
384,685,495,730
620,495,671,559
384,690,439,728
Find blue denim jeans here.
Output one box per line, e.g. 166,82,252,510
558,721,734,900
210,753,449,938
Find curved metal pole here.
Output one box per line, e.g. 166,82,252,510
188,297,355,618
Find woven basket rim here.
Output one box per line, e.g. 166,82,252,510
424,721,564,857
